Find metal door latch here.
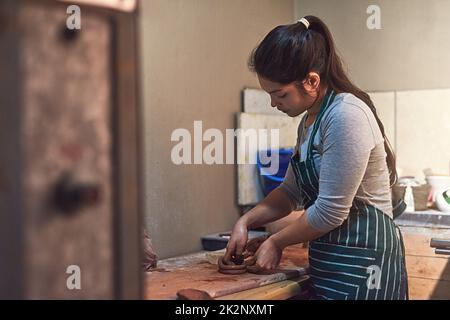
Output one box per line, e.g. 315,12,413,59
53,171,101,214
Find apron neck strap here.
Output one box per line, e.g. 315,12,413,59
306,89,336,156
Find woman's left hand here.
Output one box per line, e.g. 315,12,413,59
253,237,283,270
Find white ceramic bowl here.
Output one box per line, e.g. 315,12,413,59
426,175,450,202
436,189,450,213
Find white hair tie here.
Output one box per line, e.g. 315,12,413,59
297,17,310,29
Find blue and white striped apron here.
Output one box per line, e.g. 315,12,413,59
291,90,409,300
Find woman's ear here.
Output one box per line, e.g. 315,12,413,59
300,72,321,95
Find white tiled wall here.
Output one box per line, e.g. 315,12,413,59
396,89,450,178
370,89,450,180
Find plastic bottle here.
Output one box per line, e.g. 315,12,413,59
404,182,415,212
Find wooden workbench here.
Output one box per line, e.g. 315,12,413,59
144,244,310,300
396,210,450,299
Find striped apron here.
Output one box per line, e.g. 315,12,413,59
291,90,409,300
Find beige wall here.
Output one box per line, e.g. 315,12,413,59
295,0,450,92
140,0,294,258
295,1,450,180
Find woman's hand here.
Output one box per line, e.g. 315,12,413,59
222,188,296,264
253,237,283,270
223,218,248,262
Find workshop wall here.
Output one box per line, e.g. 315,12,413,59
296,1,450,179
295,0,450,92
140,0,295,258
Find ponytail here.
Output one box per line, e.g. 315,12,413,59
249,16,398,187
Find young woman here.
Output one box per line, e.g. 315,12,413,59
224,16,408,300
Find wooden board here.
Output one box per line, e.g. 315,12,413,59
145,244,309,300
399,226,450,299
236,112,301,205
216,275,310,300
408,277,450,300
405,255,450,281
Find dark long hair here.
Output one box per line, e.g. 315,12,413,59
248,15,398,187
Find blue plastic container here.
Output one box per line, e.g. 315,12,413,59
256,148,294,196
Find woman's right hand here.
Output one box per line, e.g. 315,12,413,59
223,218,249,262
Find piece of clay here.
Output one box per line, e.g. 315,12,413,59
245,235,268,254
231,254,244,265
177,288,214,300
218,268,247,275
218,256,247,274
218,235,268,274
142,229,158,271
246,264,263,274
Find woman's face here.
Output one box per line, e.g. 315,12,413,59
257,75,319,117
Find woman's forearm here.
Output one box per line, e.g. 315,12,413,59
270,209,326,249
241,188,296,230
